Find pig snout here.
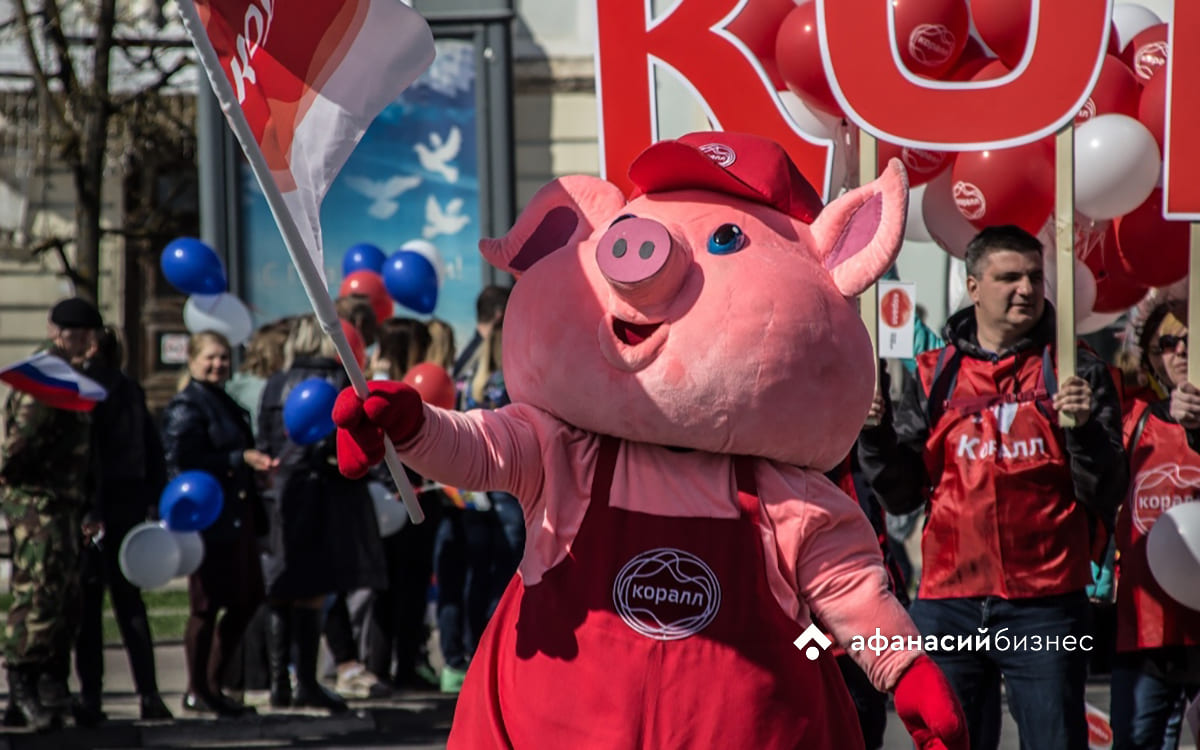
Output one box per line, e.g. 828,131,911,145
595,217,688,306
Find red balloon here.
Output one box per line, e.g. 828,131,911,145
1121,23,1168,83
1076,223,1149,313
877,139,951,187
950,139,1054,235
339,270,393,326
402,363,457,411
775,3,844,117
893,0,970,79
726,0,795,89
1137,69,1167,150
969,0,1031,69
1114,189,1189,288
941,37,996,81
1075,55,1140,126
339,319,367,370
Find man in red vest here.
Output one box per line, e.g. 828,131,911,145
858,225,1127,750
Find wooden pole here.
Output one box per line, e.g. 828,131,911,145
1055,124,1077,428
1189,225,1200,384
860,131,880,425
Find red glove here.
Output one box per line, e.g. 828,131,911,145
331,381,426,479
893,654,969,750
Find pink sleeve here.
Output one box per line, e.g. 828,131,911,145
791,475,920,692
395,403,550,504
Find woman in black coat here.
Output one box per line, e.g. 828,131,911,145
256,315,387,713
161,330,275,717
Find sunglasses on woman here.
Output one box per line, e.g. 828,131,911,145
1156,334,1188,352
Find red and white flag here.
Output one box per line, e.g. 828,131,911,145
179,0,434,282
178,0,434,523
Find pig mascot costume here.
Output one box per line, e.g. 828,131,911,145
334,132,967,749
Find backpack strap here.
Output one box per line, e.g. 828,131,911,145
1041,344,1057,398
924,344,961,426
1126,402,1154,455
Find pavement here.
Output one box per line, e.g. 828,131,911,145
1,641,1195,749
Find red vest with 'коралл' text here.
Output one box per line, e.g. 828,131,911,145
1116,402,1200,652
917,344,1094,600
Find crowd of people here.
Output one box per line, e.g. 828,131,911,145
2,225,1199,747
0,286,524,731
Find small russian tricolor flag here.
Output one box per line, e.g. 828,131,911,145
0,352,108,411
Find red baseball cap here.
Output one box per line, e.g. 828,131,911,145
627,131,825,223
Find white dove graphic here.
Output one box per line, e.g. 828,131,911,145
414,127,462,184
424,195,469,239
343,174,422,219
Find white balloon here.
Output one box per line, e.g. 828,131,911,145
1043,250,1097,322
777,90,839,141
1112,3,1162,51
369,480,407,537
184,293,254,347
172,531,205,578
905,181,932,243
119,521,182,590
1078,310,1124,335
1074,114,1161,221
922,168,977,259
1146,501,1200,611
947,257,970,313
399,238,446,287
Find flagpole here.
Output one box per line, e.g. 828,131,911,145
178,1,424,524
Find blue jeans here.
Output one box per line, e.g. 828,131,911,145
1110,651,1199,750
909,592,1091,750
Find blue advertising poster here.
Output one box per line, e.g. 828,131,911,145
240,38,483,350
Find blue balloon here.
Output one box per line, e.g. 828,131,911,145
160,238,227,295
159,471,224,532
383,250,439,314
341,243,387,277
283,378,338,446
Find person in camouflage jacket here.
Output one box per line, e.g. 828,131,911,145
1,298,102,731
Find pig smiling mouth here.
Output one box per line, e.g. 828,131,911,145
612,318,663,346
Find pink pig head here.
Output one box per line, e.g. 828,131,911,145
480,132,908,470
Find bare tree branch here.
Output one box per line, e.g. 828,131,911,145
11,1,68,130
40,0,83,125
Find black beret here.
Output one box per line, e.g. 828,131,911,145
49,297,103,330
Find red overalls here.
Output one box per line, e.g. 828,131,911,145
448,436,863,749
1116,403,1200,652
917,346,1094,599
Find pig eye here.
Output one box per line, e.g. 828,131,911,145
609,214,637,228
707,223,745,255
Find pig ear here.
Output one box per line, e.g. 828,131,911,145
480,175,627,278
809,158,909,297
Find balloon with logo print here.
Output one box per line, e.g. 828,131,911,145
950,139,1055,235
878,139,951,188
1146,500,1200,612
1121,23,1168,83
1074,55,1140,127
922,167,978,258
893,0,969,79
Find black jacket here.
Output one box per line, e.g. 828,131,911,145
84,362,167,523
857,305,1127,531
161,379,262,544
256,357,387,599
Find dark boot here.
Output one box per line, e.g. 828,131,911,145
4,666,58,731
266,605,292,708
290,607,348,714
